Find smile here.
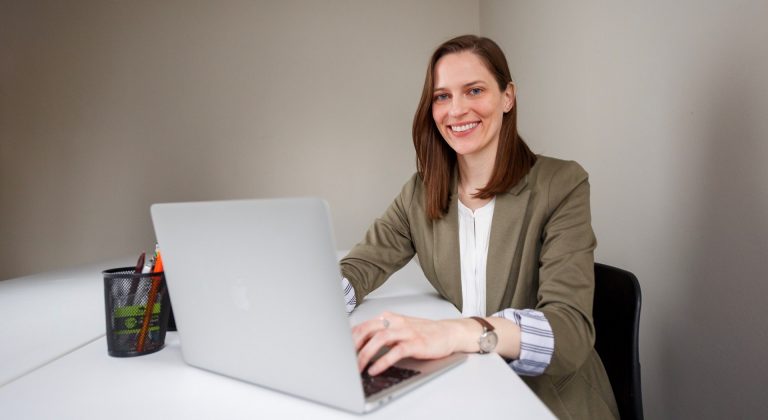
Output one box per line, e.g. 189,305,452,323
450,122,479,133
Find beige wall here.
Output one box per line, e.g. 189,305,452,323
0,0,478,279
481,0,768,418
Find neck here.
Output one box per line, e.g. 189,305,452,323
457,149,496,195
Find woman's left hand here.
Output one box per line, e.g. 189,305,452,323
352,311,473,376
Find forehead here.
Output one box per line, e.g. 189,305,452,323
433,51,495,89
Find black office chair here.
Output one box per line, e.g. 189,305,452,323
593,263,644,420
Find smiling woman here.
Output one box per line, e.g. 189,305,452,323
432,52,511,168
340,35,618,419
430,51,516,210
413,36,536,219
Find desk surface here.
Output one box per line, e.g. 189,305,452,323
0,257,554,419
0,256,132,386
0,251,434,386
0,253,435,387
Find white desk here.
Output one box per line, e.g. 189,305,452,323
0,258,554,419
0,256,133,386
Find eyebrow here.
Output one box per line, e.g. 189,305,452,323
434,80,486,91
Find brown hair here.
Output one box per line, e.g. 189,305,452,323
412,35,537,219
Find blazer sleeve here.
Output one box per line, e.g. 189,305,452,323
537,161,598,376
340,174,419,305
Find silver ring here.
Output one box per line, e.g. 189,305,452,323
380,317,390,329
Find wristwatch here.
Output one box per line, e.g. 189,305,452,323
470,316,498,354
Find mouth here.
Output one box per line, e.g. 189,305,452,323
449,121,480,133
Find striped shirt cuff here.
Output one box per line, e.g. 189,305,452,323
342,277,356,315
492,308,554,376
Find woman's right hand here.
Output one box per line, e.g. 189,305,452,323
351,311,474,376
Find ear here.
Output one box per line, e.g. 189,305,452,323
503,82,516,113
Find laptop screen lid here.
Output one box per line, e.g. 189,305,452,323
151,198,367,412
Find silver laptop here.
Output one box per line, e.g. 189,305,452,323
150,197,466,413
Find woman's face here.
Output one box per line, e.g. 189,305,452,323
431,51,514,160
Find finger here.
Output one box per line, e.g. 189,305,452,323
352,313,398,350
352,318,390,351
368,343,410,376
356,328,413,372
356,329,397,371
351,318,383,348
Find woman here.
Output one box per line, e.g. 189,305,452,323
340,35,618,419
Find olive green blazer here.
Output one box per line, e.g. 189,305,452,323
341,156,619,419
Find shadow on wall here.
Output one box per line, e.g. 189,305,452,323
661,51,768,418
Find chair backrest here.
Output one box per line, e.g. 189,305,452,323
593,263,644,420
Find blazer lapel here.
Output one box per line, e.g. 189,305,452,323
485,176,530,314
432,174,463,311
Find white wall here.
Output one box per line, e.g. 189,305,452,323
0,0,478,279
481,0,768,418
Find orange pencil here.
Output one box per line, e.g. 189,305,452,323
136,251,164,352
153,252,164,273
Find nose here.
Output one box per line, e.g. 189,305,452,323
448,96,468,118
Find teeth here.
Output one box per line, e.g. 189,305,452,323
451,122,479,132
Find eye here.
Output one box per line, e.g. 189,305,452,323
468,87,483,96
433,93,450,102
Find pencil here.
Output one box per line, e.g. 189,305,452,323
136,252,164,352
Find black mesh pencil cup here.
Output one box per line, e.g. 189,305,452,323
103,267,171,357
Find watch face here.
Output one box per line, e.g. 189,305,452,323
479,331,498,353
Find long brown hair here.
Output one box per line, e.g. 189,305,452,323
412,35,536,219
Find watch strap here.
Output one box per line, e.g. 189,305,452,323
470,316,495,332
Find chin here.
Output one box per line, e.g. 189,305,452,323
451,146,479,157
447,138,481,154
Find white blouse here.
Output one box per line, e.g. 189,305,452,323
458,197,496,317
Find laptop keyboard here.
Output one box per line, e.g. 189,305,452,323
361,365,421,397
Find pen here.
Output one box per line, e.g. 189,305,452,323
136,249,164,352
134,252,146,274
142,258,153,274
128,252,146,306
133,256,153,307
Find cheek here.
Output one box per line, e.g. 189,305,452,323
477,100,503,120
432,104,446,124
